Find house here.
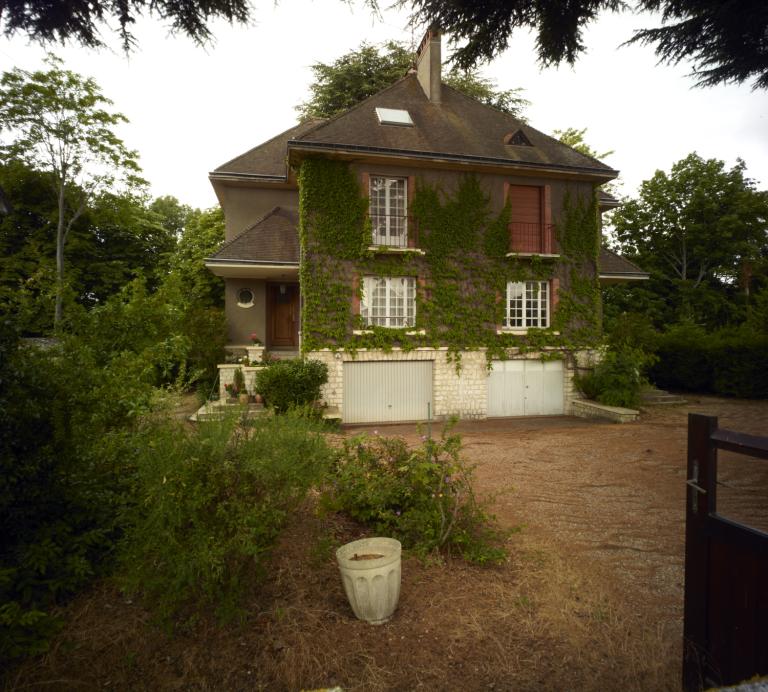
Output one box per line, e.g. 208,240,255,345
206,29,647,423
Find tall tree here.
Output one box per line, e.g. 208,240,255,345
296,41,528,121
611,153,768,324
407,0,768,89
1,0,250,50
0,55,143,325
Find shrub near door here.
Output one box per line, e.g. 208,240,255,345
255,359,328,413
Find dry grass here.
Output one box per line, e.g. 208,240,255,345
3,502,678,692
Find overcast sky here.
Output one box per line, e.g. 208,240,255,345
1,1,767,209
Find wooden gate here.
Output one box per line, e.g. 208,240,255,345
683,413,768,691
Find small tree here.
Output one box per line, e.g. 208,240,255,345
296,41,528,121
0,55,143,326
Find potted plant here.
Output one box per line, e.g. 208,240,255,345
247,333,265,362
232,367,249,405
336,537,401,624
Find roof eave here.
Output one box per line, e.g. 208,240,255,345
287,141,618,182
599,273,650,284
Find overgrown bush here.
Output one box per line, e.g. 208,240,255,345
324,426,507,564
575,346,654,408
255,358,328,413
0,324,143,664
117,412,332,621
651,324,768,398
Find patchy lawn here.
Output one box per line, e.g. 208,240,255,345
5,396,767,691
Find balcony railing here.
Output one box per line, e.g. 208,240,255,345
370,214,417,248
364,315,415,328
509,222,554,254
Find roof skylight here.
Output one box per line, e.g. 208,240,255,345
375,107,414,127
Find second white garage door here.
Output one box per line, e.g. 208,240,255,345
487,360,564,417
343,361,433,424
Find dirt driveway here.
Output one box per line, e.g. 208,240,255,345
351,396,768,680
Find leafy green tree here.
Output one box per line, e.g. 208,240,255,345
611,153,768,326
407,0,768,89
296,40,528,121
1,0,250,50
168,206,225,308
0,160,177,333
0,55,143,326
553,127,613,160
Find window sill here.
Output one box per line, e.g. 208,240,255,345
368,246,425,255
505,252,560,259
497,329,560,336
353,328,424,335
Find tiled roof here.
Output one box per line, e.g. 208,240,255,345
208,207,298,264
599,246,648,277
212,120,324,177
291,75,616,175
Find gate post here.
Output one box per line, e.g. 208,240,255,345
683,413,718,691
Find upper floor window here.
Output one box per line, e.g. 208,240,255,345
504,281,549,329
361,276,416,328
370,176,408,247
507,184,553,254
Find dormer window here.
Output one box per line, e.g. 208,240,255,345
375,108,414,127
370,176,407,247
504,130,532,146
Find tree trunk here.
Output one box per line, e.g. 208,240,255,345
54,182,66,327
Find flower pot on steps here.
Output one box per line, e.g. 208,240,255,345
336,537,401,625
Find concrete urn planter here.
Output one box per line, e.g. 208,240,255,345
336,537,401,625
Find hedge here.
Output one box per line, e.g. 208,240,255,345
650,327,768,398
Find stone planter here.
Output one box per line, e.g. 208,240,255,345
246,345,265,363
336,537,401,625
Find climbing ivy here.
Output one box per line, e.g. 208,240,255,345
298,157,602,362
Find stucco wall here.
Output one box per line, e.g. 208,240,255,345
217,185,299,240
225,278,266,344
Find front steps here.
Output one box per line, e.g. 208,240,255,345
641,387,687,405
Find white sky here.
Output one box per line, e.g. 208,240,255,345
1,1,767,209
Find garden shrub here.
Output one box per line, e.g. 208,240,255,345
574,346,653,409
648,322,713,393
117,412,332,621
324,425,507,564
650,324,768,398
255,358,328,413
0,324,142,665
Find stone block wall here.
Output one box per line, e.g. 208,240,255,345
218,348,595,419
217,364,266,399
308,348,489,419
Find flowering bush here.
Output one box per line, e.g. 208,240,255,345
324,425,507,564
249,333,261,345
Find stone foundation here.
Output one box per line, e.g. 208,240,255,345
307,348,594,421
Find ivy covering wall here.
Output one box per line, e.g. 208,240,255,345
297,157,602,361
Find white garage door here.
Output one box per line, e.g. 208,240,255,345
487,360,564,417
343,361,433,424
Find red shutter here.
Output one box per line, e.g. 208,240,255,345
496,289,504,332
508,185,543,253
407,175,416,247
503,182,511,252
550,277,560,320
543,185,553,254
361,172,370,197
352,275,361,316
417,276,427,302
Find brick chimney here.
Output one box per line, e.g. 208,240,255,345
416,27,442,103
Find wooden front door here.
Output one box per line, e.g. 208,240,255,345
267,283,299,348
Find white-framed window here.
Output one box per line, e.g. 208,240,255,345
237,287,255,308
361,276,416,328
370,176,407,247
504,281,549,329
